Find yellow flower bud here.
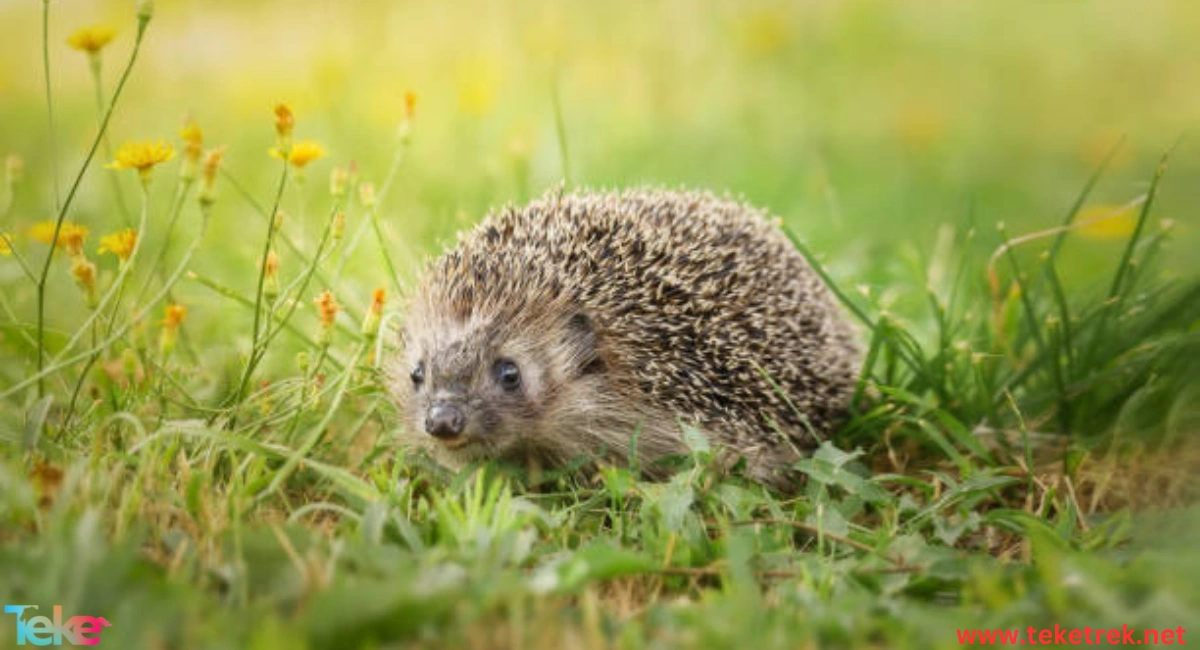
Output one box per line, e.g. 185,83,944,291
159,303,186,359
361,287,386,338
314,290,340,345
273,103,295,150
70,256,98,308
199,146,227,206
136,0,155,25
263,250,280,303
179,119,203,181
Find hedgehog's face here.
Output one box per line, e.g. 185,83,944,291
395,308,603,465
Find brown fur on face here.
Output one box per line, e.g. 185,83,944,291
390,188,861,489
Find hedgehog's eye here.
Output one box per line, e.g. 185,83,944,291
494,358,521,391
410,362,425,388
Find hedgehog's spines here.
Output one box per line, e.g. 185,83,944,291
396,187,861,489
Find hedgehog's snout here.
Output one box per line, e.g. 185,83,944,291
425,403,466,440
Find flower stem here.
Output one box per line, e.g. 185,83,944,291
368,204,403,295
134,176,192,305
88,52,135,225
227,198,344,429
34,12,150,399
226,161,290,427
336,133,410,282
41,0,61,212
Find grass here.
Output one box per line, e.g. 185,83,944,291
1,0,1199,648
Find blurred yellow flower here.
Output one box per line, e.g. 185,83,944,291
66,26,116,54
315,290,339,327
896,101,945,149
273,103,294,144
397,90,418,143
1076,203,1138,240
180,121,203,147
314,290,340,344
270,140,325,169
404,91,417,120
179,120,203,181
30,221,88,256
159,303,186,358
180,120,203,158
162,303,187,329
264,249,280,276
199,146,227,205
107,140,175,181
98,228,138,262
0,233,12,256
361,287,386,338
201,146,226,183
70,256,98,307
263,249,280,301
734,9,792,56
457,56,499,117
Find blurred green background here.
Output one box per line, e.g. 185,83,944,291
1,3,1198,647
2,0,1197,293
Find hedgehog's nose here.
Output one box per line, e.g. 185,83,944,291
425,404,466,439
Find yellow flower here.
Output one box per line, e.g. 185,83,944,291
398,90,418,143
456,56,499,117
180,121,203,150
1077,203,1138,240
273,104,295,143
0,233,12,256
98,228,138,262
270,140,325,169
734,8,792,56
107,140,175,181
162,303,187,329
199,146,227,206
201,146,226,183
29,221,89,257
159,303,186,359
404,91,417,120
66,26,116,54
70,256,98,307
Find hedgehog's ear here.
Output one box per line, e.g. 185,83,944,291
564,312,605,376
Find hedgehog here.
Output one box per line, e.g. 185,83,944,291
390,188,861,489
